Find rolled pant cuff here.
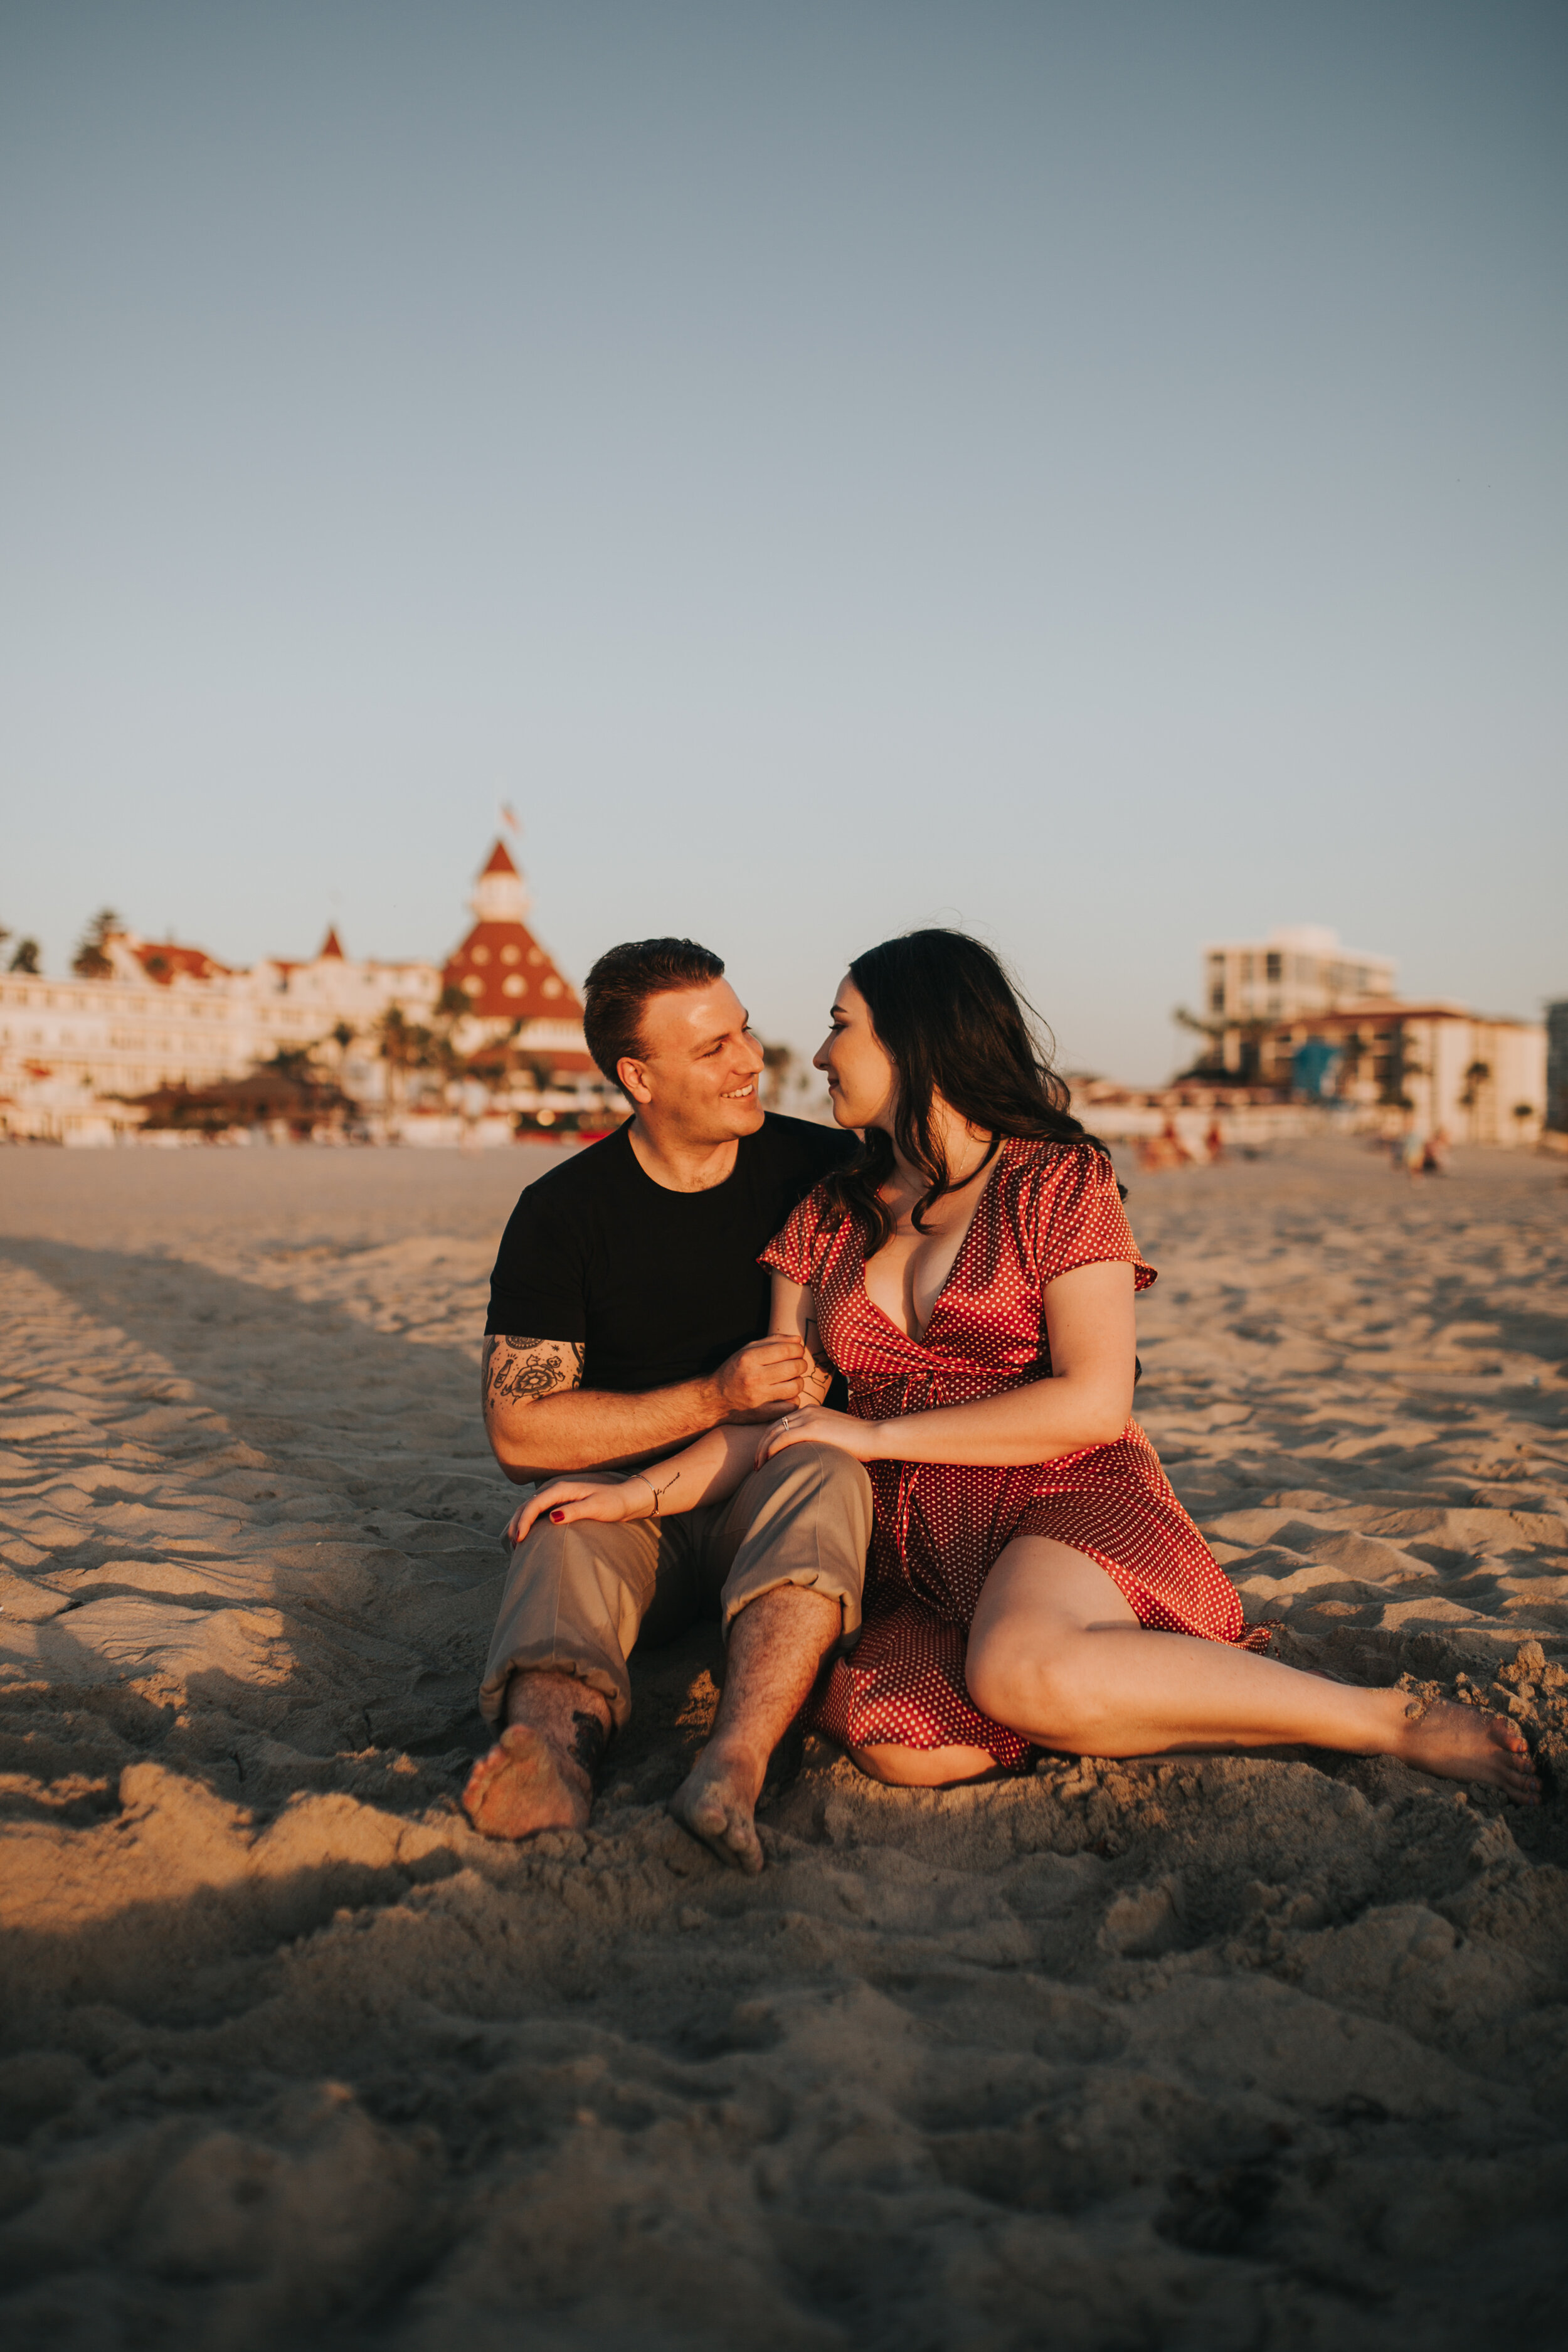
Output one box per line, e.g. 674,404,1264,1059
719,1564,858,1642
477,1650,630,1730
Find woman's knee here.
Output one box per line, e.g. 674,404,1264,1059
967,1634,1090,1744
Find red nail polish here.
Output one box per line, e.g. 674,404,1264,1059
550,1510,565,1522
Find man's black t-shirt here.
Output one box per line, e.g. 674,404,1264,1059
485,1115,856,1394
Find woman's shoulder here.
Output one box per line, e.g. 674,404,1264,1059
787,1169,850,1226
996,1133,1149,1286
760,1172,855,1283
999,1134,1118,1194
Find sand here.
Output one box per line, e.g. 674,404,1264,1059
0,1136,1565,2350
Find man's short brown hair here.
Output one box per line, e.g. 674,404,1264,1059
583,938,726,1091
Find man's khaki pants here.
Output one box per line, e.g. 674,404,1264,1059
479,1443,873,1729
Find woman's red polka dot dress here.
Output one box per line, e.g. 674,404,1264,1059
761,1138,1266,1772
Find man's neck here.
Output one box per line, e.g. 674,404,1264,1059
627,1115,749,1194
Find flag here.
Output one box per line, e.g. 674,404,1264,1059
500,802,520,833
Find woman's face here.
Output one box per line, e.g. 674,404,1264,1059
814,974,896,1131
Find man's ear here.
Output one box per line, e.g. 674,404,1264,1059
617,1056,654,1106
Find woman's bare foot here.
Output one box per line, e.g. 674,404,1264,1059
1391,1695,1541,1804
668,1739,766,1874
462,1671,610,1841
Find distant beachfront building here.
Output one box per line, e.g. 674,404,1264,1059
1269,1001,1547,1146
0,835,605,1142
1547,1001,1568,1135
1200,925,1396,1076
1185,924,1545,1143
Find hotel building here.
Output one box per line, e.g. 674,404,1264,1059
1189,925,1544,1143
0,838,607,1142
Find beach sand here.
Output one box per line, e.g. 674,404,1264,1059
1,1137,1565,2349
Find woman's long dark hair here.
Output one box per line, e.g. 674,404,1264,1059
819,928,1110,1255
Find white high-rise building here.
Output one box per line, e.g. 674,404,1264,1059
1196,925,1396,1076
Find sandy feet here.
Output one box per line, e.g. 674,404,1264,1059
462,1672,610,1841
667,1743,766,1874
462,1724,592,1839
1394,1697,1541,1804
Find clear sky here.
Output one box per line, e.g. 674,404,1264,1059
3,1,1564,1081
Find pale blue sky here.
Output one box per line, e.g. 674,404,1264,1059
3,1,1564,1079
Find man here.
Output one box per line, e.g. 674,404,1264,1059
462,938,869,1872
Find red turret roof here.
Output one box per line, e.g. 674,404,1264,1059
443,919,586,1027
441,832,593,1070
134,941,231,986
319,926,346,960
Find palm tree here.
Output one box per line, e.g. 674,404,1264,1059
8,938,40,974
72,908,123,979
761,1041,796,1106
1458,1059,1492,1142
374,1006,438,1110
1335,1030,1367,1094
1172,1004,1273,1084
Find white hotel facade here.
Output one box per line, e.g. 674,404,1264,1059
0,935,443,1142
0,839,601,1142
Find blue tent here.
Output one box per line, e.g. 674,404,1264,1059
1291,1037,1342,1099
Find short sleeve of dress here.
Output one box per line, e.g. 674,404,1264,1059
1017,1145,1156,1293
760,1182,839,1290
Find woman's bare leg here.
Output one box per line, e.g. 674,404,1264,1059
850,1741,997,1786
964,1536,1539,1804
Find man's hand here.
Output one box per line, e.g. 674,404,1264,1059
709,1335,811,1422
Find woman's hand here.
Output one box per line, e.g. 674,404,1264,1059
754,1406,887,1470
504,1476,652,1548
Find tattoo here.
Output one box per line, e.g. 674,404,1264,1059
481,1334,585,1412
800,1316,834,1407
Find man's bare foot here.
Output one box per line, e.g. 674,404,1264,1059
462,1670,610,1841
1392,1695,1540,1804
666,1584,842,1874
668,1739,766,1874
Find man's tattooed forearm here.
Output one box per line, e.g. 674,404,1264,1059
481,1335,586,1410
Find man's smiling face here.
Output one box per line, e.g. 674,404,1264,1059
620,978,767,1145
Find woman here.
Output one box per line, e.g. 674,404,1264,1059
511,931,1538,1804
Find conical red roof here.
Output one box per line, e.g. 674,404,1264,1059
319,925,346,960
443,832,593,1070
443,919,586,1027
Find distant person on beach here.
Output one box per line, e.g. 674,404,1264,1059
1136,1117,1192,1173
513,931,1539,1816
462,939,865,1867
